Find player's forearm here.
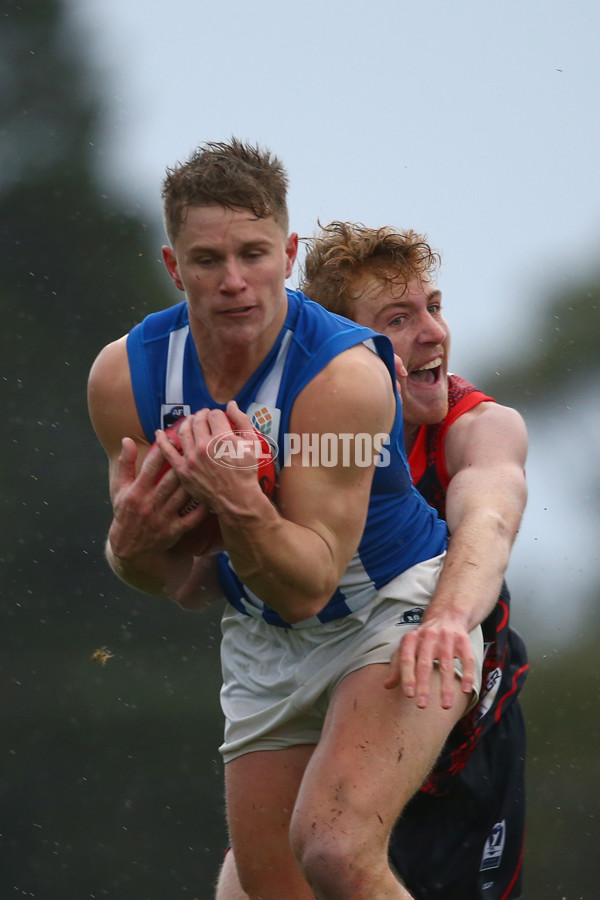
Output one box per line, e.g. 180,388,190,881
426,507,517,631
168,556,223,610
105,537,195,598
217,498,341,623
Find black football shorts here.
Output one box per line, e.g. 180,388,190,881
388,699,526,900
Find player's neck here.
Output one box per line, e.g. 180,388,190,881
201,361,255,403
191,321,283,404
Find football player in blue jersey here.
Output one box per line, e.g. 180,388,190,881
88,142,484,900
216,223,528,899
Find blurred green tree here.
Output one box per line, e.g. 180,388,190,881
1,0,168,556
1,2,227,897
480,271,600,407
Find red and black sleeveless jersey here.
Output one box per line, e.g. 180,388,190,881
408,373,493,518
408,374,529,795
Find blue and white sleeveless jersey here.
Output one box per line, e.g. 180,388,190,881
127,289,447,628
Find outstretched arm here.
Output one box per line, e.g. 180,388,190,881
386,401,528,707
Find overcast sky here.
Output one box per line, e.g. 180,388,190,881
69,0,600,643
71,0,600,371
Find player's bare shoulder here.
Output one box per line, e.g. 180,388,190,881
87,336,144,458
445,400,528,477
297,343,395,436
88,335,128,392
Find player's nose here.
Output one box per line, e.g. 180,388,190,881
419,313,447,345
219,260,246,292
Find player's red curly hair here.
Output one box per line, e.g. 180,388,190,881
300,221,440,318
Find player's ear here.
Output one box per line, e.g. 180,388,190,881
285,233,299,279
162,246,185,291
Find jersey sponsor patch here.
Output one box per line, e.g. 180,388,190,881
480,819,506,871
246,403,280,438
161,403,191,429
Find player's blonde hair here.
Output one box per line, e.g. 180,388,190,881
301,221,440,317
162,138,289,243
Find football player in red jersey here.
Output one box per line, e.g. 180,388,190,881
217,222,528,900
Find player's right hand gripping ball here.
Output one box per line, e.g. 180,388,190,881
155,417,276,555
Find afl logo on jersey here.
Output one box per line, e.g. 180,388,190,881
161,404,191,430
480,820,506,871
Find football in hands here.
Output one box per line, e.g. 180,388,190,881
155,416,276,556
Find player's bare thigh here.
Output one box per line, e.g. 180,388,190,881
290,662,469,876
218,666,469,899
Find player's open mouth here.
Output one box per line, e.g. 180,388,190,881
409,358,442,385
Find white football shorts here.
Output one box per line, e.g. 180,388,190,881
219,553,484,763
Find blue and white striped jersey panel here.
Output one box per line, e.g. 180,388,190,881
218,550,378,629
165,325,189,404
